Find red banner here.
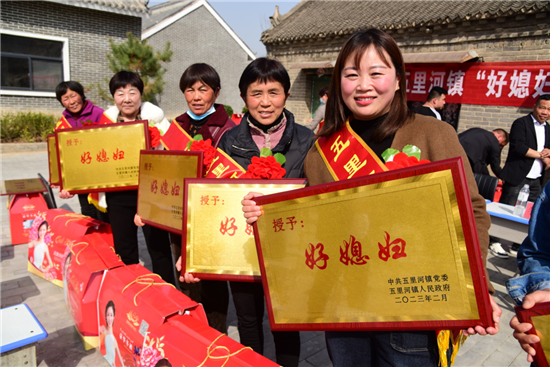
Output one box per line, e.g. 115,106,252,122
405,61,550,107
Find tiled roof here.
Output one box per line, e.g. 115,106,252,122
262,0,550,44
45,0,149,16
142,0,194,30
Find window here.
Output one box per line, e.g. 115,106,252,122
1,31,69,94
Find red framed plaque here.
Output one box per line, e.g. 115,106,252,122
182,178,306,282
516,302,550,367
253,157,493,331
47,134,60,186
55,120,150,194
137,150,203,233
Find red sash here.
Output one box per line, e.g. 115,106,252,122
55,116,72,130
160,120,194,151
97,113,115,125
316,120,388,181
160,120,245,177
205,149,246,178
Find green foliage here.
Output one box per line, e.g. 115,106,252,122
103,32,173,103
224,105,233,118
260,147,272,158
241,106,248,114
0,112,57,142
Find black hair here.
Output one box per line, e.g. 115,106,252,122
426,86,448,102
536,94,550,105
105,300,115,317
179,63,221,94
319,86,329,98
154,359,173,367
55,81,86,104
109,71,144,96
238,57,291,97
319,28,409,140
493,128,509,144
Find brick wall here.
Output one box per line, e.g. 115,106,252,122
1,1,141,115
145,5,251,120
267,10,550,136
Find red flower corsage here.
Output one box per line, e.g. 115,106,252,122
242,148,286,179
187,134,217,173
149,126,161,148
382,145,431,170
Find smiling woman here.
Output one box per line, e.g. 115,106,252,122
172,63,235,146
214,57,315,367
100,71,170,135
169,63,236,335
242,29,501,367
55,81,105,128
54,80,108,221
100,71,176,287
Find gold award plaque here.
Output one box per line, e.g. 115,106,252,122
57,122,146,192
532,314,550,364
255,171,480,325
186,181,305,279
47,134,60,185
137,151,202,233
1,179,47,195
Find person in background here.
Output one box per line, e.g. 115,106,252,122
459,128,508,178
102,71,175,285
499,94,550,254
136,63,235,334
413,86,447,121
243,29,500,367
459,127,510,259
54,81,108,221
306,86,329,133
507,181,550,364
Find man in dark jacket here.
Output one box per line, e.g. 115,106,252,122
500,94,550,205
498,94,550,255
413,86,447,121
459,128,508,178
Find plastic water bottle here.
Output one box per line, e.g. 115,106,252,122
513,184,530,217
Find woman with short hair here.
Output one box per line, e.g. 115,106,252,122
55,81,104,129
167,63,235,333
100,71,170,134
54,81,107,220
102,71,175,285
179,58,313,366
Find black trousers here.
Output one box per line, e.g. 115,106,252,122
78,193,109,223
229,281,300,367
106,190,175,285
171,233,229,333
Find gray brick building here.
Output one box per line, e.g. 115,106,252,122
142,0,255,120
1,0,146,115
261,0,550,138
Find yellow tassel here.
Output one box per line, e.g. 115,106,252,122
437,330,468,367
437,330,450,367
88,193,108,213
450,332,467,366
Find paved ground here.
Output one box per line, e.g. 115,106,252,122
0,148,532,367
